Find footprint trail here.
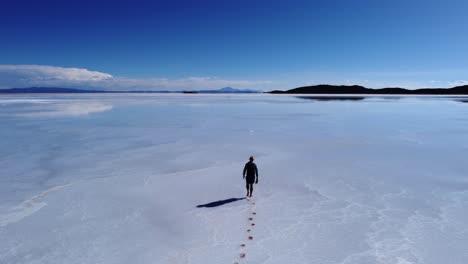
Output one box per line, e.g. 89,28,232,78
235,197,257,263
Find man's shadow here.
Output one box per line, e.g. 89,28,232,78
196,197,246,208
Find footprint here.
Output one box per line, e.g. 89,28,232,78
252,212,256,215
247,229,251,232
248,217,253,221
248,236,253,240
251,223,255,226
240,244,246,247
240,253,246,258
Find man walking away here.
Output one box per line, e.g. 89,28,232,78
243,156,258,198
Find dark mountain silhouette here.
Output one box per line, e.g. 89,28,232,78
269,84,468,95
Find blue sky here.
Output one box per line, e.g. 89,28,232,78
1,0,467,90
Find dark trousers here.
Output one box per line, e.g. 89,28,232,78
246,176,255,194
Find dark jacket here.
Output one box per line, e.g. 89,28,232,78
243,161,258,180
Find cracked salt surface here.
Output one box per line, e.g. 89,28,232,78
1,94,468,264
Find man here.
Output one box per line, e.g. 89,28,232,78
243,156,258,198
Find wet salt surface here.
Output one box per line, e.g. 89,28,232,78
1,94,468,264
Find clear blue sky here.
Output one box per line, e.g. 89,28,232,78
1,0,467,90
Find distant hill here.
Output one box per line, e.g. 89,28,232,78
0,87,109,93
269,84,468,95
0,86,261,94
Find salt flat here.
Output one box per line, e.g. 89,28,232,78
1,94,467,264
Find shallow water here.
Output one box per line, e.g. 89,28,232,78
1,94,467,264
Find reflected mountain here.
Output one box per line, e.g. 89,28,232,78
297,96,365,101
377,96,403,100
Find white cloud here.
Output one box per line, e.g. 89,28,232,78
0,65,272,91
0,65,112,82
448,80,468,87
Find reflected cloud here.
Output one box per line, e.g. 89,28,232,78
18,102,113,117
0,98,54,104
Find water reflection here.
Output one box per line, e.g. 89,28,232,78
296,95,468,103
296,96,365,101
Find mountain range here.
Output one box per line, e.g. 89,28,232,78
269,84,468,95
2,85,468,95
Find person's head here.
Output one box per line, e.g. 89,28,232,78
249,156,254,162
